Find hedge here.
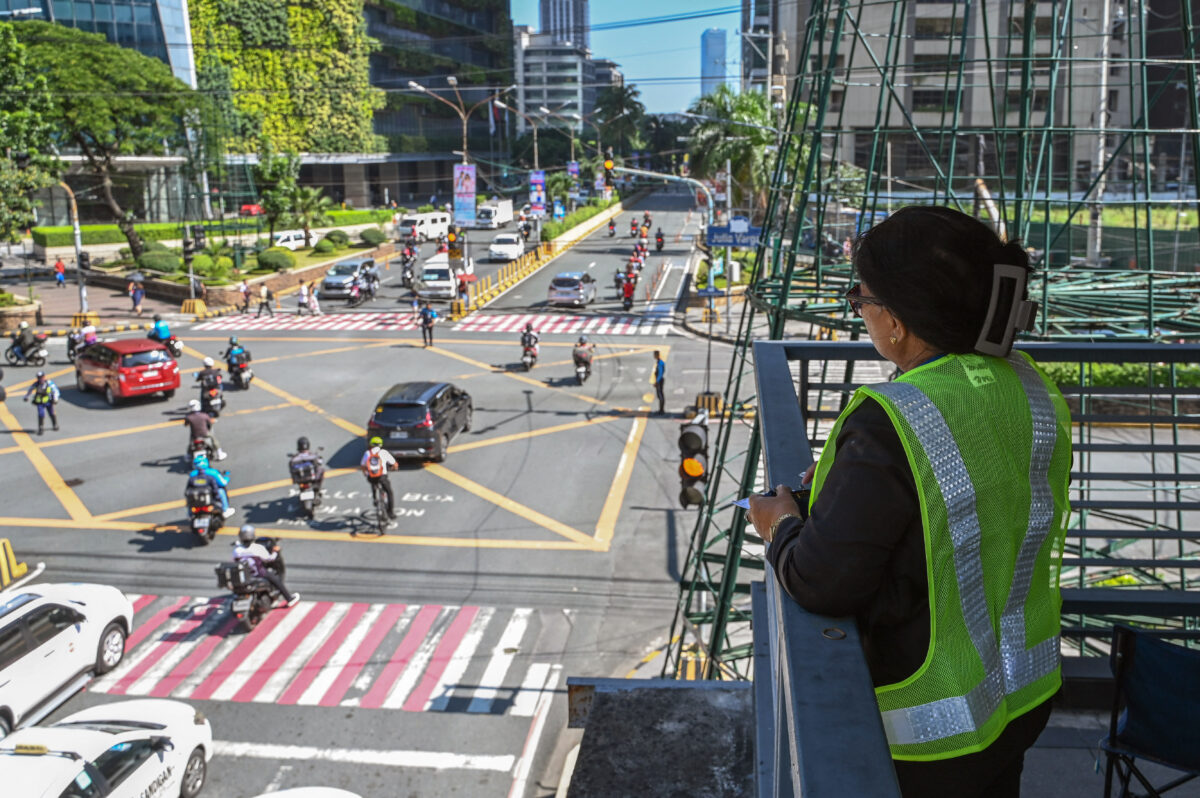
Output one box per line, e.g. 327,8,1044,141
137,251,182,273
360,228,385,246
540,196,620,241
1038,361,1200,389
257,247,295,271
0,292,16,307
31,209,391,247
313,238,335,254
325,229,350,246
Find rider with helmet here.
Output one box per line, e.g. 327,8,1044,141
11,321,37,362
188,452,234,518
233,525,299,607
289,436,326,499
572,335,594,373
361,437,398,519
148,314,171,344
184,398,225,460
222,336,249,371
520,322,540,358
196,356,224,392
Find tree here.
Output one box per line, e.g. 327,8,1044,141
0,22,59,244
593,84,646,156
15,21,202,258
253,139,301,241
687,85,778,216
290,186,333,247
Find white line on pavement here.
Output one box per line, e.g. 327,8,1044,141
213,741,516,773
507,664,562,798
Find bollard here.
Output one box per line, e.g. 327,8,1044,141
181,298,207,315
71,311,100,328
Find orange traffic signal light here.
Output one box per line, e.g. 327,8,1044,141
603,159,614,171
447,230,457,243
678,416,710,508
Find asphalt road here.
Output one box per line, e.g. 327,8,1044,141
0,192,736,797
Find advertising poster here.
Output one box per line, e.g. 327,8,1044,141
453,164,476,227
529,169,546,218
567,161,580,178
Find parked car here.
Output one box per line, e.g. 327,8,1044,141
76,339,180,406
365,381,472,462
0,698,213,797
272,230,308,251
489,234,524,262
0,583,133,737
321,258,376,299
239,204,263,217
547,271,597,307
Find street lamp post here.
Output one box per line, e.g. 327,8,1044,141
574,110,629,160
494,99,539,170
408,79,516,164
538,106,576,162
58,181,88,314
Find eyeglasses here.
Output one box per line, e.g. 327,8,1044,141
844,284,886,318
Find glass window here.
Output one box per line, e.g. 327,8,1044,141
26,605,79,644
93,2,110,21
58,765,104,798
0,623,27,671
422,269,450,281
52,0,72,19
551,277,581,289
121,349,171,368
92,739,155,789
131,2,151,22
113,3,131,22
374,403,425,425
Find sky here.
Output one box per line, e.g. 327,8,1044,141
510,1,743,114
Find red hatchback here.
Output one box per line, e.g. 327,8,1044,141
75,338,181,406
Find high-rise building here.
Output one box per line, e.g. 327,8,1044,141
513,25,595,133
540,0,587,48
592,58,624,90
1,0,196,86
700,28,726,97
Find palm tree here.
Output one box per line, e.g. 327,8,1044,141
686,85,778,216
290,186,334,247
593,84,645,155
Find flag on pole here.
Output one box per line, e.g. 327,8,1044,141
489,100,496,137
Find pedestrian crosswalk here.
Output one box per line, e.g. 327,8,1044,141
90,595,545,715
193,310,674,336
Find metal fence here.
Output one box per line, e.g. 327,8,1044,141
750,339,1200,794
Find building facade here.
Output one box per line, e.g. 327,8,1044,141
592,58,624,90
701,28,726,97
513,25,596,133
1,0,196,86
539,0,587,49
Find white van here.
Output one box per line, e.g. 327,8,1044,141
416,252,473,300
396,212,451,242
272,230,308,251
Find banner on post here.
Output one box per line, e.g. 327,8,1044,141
567,161,580,178
453,164,476,227
529,170,546,218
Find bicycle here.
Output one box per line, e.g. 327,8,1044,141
371,480,389,535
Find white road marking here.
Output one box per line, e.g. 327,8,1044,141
507,664,562,798
213,741,515,773
466,608,531,714
91,600,199,691
426,607,495,712
209,602,317,701
263,764,293,793
510,662,550,718
295,603,383,706
380,607,453,709
125,603,228,696
253,602,352,704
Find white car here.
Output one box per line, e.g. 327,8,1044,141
489,234,524,262
0,698,212,798
252,790,362,797
0,584,133,736
272,230,308,251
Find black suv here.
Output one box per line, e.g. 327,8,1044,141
366,382,472,462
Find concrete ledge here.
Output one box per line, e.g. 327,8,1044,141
0,296,42,333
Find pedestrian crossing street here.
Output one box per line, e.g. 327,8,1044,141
91,595,550,716
193,310,674,336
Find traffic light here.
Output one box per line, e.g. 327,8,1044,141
78,251,90,269
678,413,709,508
191,224,207,250
603,158,614,186
447,226,463,260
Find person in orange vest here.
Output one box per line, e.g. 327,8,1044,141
361,437,397,518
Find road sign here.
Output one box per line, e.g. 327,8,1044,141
707,223,762,248
696,286,725,297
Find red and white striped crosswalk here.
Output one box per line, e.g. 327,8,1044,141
193,311,673,335
90,595,543,715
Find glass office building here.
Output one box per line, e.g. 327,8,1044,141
0,0,196,87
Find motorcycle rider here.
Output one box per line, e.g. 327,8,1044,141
608,218,616,235
361,436,397,519
656,227,665,248
10,321,37,363
188,451,235,518
222,336,249,372
520,322,540,359
289,436,326,500
233,525,300,607
184,398,226,460
196,356,224,392
147,314,171,345
22,371,59,434
622,273,636,307
572,335,594,375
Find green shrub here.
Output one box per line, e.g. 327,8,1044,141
359,228,386,246
137,251,182,272
257,247,296,272
1038,361,1200,388
313,238,335,254
0,292,16,307
327,209,391,225
539,196,621,242
325,229,350,247
417,204,436,213
143,240,170,254
216,256,233,272
118,247,131,259
190,254,214,272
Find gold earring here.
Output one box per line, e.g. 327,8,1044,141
889,336,897,344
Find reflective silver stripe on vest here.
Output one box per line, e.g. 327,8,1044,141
872,358,1061,747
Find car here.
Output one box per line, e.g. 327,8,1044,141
489,233,524,262
0,698,213,798
239,204,263,217
75,339,180,406
366,381,472,462
0,583,133,737
414,252,472,300
547,271,597,307
395,212,451,242
320,258,376,299
251,790,362,798
272,230,307,251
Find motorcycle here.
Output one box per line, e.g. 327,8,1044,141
187,436,215,462
200,384,225,417
622,295,634,312
215,536,286,631
574,354,592,385
66,331,94,363
289,453,323,520
149,333,183,359
184,473,227,543
613,270,626,292
228,353,253,390
5,333,48,367
608,220,616,237
656,235,664,252
521,344,537,371
629,221,638,238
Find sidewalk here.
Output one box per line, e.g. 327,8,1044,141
1,270,190,334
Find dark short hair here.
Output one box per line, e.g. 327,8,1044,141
853,206,1031,354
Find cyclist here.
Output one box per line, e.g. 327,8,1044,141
361,436,397,519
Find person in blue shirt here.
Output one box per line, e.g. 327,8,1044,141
653,350,666,415
148,314,171,344
23,371,60,435
221,336,249,371
188,452,235,518
419,302,438,347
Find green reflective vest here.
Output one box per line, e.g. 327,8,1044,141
809,352,1072,761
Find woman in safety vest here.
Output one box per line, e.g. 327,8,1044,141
748,206,1071,797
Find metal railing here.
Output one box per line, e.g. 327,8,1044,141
750,339,1200,794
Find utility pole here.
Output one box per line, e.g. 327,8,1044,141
725,156,732,334
1087,0,1114,266
58,182,88,314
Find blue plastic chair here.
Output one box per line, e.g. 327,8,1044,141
1101,624,1200,797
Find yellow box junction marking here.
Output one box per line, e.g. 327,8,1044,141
0,401,91,522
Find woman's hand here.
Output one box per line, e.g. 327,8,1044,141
748,484,801,544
